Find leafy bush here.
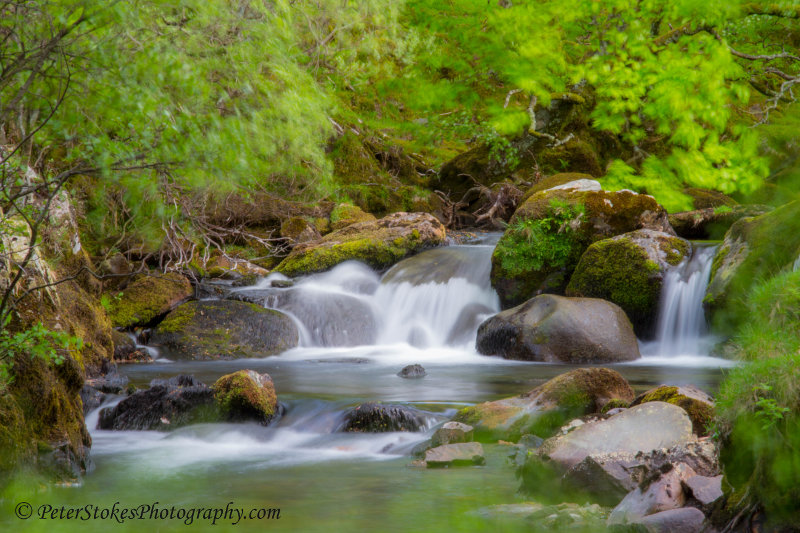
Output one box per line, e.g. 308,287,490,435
0,320,82,391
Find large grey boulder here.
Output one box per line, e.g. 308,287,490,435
150,300,298,360
476,294,640,363
539,402,695,470
635,507,706,533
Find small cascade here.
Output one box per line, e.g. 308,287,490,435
649,243,718,357
236,239,501,350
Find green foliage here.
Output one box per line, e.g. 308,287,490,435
0,320,82,390
495,200,585,277
717,353,800,525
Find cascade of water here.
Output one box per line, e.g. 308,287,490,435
243,241,501,350
650,243,718,357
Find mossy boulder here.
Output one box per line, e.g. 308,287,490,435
150,300,298,360
566,230,690,336
106,272,193,328
705,201,800,328
213,370,278,424
274,212,447,277
330,203,377,231
492,187,671,308
631,385,714,436
280,217,321,244
684,187,738,210
453,368,634,442
476,294,640,363
668,204,772,240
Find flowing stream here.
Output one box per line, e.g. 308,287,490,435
11,235,734,533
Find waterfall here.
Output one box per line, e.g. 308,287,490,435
234,240,501,350
648,243,717,357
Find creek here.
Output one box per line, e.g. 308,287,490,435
15,234,733,533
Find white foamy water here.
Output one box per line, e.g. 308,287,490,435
641,243,720,360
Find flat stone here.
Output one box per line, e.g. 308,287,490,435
637,507,705,533
431,421,474,447
684,475,723,507
425,442,485,467
541,402,695,470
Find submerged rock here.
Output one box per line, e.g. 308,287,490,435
213,370,278,424
425,442,485,467
339,403,431,433
150,300,298,360
631,385,715,436
97,375,215,431
274,212,446,277
566,229,690,335
454,368,634,442
476,294,640,363
397,364,426,379
106,272,193,328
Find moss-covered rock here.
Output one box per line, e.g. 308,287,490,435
204,255,269,280
213,370,277,424
453,368,634,442
476,294,640,363
668,204,772,240
705,201,800,328
106,272,192,328
150,300,298,360
684,188,738,210
631,385,715,436
492,187,671,308
566,230,690,336
339,403,431,433
280,217,322,244
329,203,377,231
274,212,446,277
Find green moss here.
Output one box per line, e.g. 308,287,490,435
213,370,276,423
601,398,630,413
491,200,586,307
155,304,195,334
664,238,690,266
566,236,661,329
107,273,192,328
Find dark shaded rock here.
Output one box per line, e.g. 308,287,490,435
150,300,298,360
563,452,643,505
476,294,640,363
213,370,278,425
97,375,215,430
106,272,193,328
80,385,106,415
431,421,473,447
425,442,485,467
339,403,431,433
398,364,426,379
454,368,634,442
631,385,715,436
668,204,771,240
274,212,447,277
84,363,129,394
566,230,690,336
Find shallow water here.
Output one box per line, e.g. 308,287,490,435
4,236,735,532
